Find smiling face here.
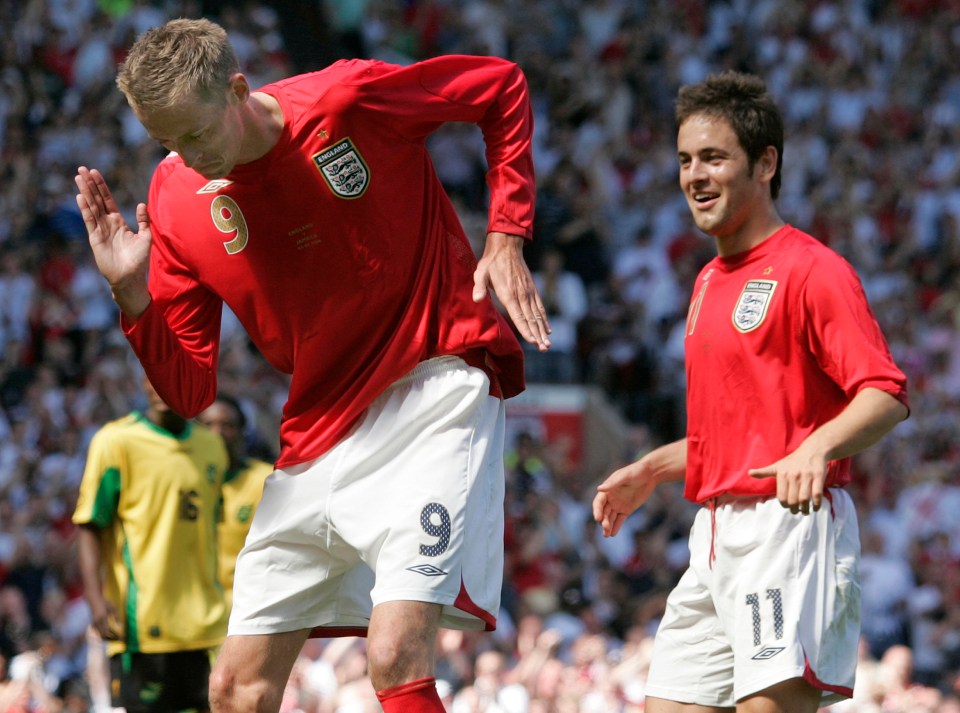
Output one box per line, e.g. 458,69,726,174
677,114,781,256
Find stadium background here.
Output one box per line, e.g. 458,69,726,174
0,0,957,711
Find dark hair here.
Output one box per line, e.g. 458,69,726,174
214,392,247,430
675,70,783,199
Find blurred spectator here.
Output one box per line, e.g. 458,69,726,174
528,248,588,383
0,0,957,708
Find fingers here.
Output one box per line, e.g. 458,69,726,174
75,166,117,219
775,470,821,515
508,275,551,351
592,492,607,524
135,202,151,231
592,492,626,538
751,462,826,515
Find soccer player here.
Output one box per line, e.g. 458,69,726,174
74,377,229,713
74,17,550,713
197,394,273,611
592,71,910,713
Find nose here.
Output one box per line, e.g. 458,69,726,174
682,158,708,187
686,158,707,179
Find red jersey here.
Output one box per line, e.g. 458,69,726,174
683,226,908,502
123,56,533,467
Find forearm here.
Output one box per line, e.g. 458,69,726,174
110,279,151,321
801,387,908,462
641,438,688,485
122,301,219,417
76,526,105,606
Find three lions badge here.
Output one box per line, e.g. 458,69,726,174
313,138,370,198
733,280,777,332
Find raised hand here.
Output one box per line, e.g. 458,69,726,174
473,231,551,352
74,166,152,318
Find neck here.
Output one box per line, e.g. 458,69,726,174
238,92,284,164
714,211,785,259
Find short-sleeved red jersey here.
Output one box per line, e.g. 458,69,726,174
683,226,908,502
123,56,533,467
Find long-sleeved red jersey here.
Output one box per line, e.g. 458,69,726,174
123,55,534,467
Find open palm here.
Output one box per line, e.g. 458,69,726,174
75,166,152,315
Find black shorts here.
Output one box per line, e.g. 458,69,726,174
110,650,213,713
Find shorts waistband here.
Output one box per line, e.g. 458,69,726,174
389,355,469,389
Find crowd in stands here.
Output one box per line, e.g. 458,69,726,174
0,0,959,710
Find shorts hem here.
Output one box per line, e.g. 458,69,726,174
228,612,370,637
643,685,732,708
736,668,851,704
371,590,496,630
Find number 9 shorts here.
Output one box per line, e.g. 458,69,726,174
228,356,506,637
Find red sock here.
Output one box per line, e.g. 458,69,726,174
376,677,445,712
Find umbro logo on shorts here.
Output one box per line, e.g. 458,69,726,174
752,647,785,661
407,564,448,577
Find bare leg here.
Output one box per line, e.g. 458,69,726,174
209,629,311,713
366,601,443,691
646,696,734,713
738,678,822,713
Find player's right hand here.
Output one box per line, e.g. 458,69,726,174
592,461,659,538
75,166,152,318
89,597,123,640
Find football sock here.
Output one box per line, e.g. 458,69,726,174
376,676,445,712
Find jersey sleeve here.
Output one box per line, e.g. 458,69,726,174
800,254,909,408
121,165,224,418
356,55,536,239
72,428,123,529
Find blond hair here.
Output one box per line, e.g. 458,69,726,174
117,18,240,112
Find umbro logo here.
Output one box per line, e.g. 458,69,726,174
752,647,785,660
407,564,448,577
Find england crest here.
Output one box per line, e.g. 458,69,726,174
733,279,777,333
312,138,370,198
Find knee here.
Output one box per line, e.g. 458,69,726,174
366,633,405,679
366,632,431,688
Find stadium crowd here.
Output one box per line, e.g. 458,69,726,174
0,0,958,710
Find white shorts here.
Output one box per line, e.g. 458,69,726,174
229,356,506,636
645,489,861,707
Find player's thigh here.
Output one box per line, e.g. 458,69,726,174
737,677,821,713
723,493,859,705
334,357,504,626
212,629,312,699
646,699,733,713
646,509,737,708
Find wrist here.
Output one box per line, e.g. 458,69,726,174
111,280,151,320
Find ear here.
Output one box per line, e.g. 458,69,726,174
227,73,251,104
757,145,778,184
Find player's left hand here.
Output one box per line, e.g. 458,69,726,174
749,450,828,515
474,231,551,351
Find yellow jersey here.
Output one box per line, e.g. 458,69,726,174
218,457,272,609
73,412,229,657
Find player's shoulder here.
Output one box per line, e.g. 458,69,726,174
91,412,143,440
150,153,208,203
86,413,149,457
268,60,386,94
782,225,856,273
247,457,274,478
